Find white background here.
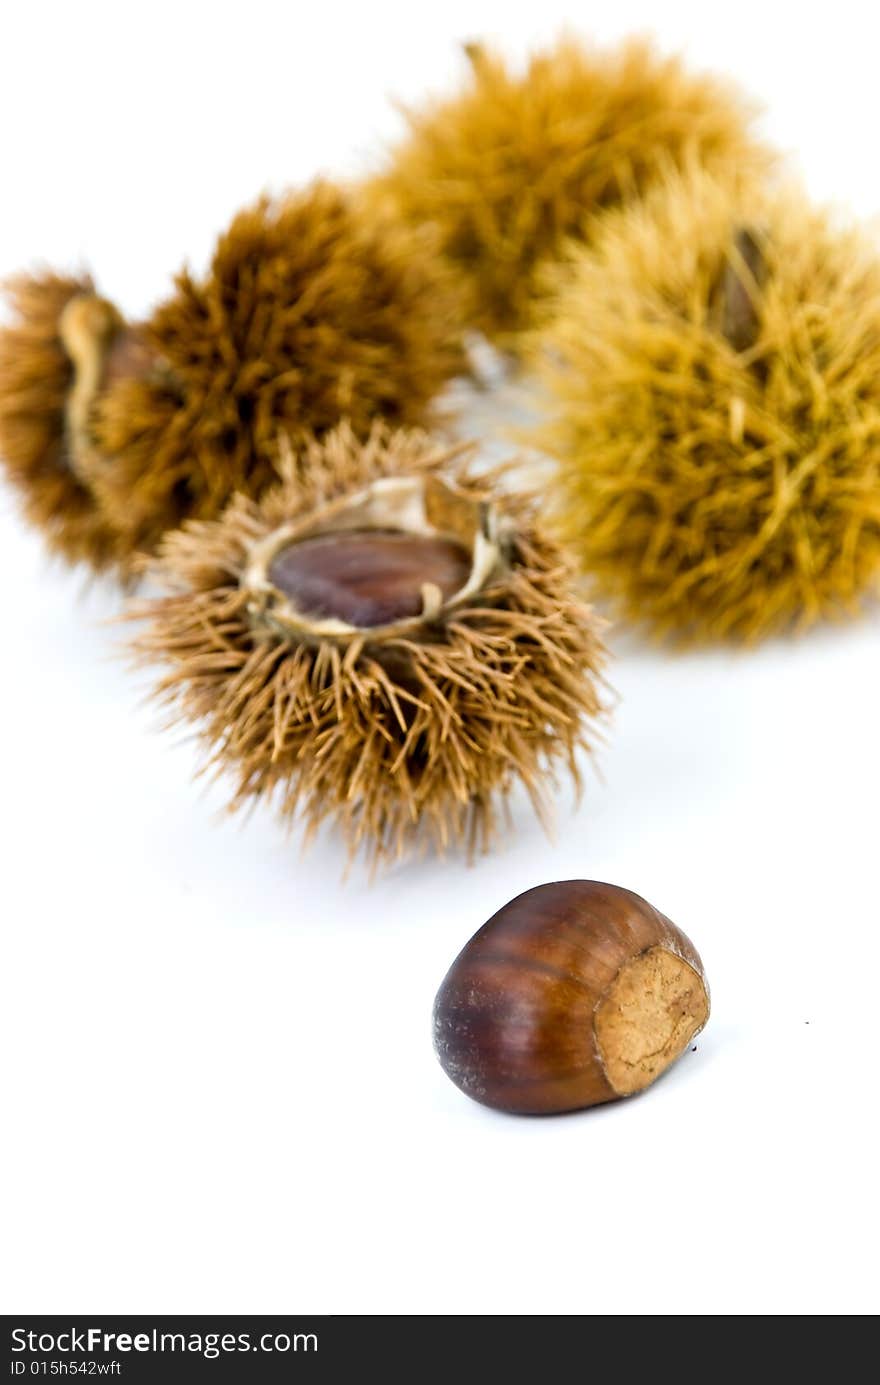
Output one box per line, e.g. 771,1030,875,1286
1,0,878,1317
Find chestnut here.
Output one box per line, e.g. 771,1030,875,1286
433,880,709,1115
130,426,607,868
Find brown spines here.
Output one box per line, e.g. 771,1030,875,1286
128,424,607,869
368,37,768,345
89,184,465,556
0,272,125,571
0,185,465,572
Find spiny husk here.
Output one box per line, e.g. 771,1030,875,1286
530,171,880,643
0,272,126,570
366,36,768,345
1,183,464,572
129,423,607,870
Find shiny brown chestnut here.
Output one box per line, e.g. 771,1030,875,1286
433,880,709,1115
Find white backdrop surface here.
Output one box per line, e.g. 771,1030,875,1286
1,0,878,1316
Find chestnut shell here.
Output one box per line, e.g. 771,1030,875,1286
433,880,709,1115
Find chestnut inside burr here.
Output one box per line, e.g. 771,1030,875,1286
267,529,473,627
719,226,766,353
